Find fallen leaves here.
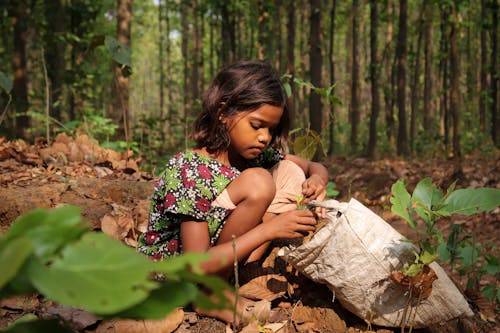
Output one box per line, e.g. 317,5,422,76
96,308,184,333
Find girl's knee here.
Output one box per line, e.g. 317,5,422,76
238,168,276,202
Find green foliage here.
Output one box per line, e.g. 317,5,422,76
390,178,500,300
104,35,132,76
291,129,323,160
0,70,13,93
0,205,231,328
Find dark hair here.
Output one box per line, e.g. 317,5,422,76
192,60,289,154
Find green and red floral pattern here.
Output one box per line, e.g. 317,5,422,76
137,148,284,260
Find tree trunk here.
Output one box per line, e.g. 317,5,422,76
423,0,434,132
479,0,487,132
286,0,296,129
439,8,450,147
327,0,336,156
490,0,498,146
382,0,395,145
44,0,65,124
367,0,379,159
181,0,190,145
410,1,425,154
309,0,323,161
191,0,200,102
109,0,132,142
350,0,360,151
449,3,461,160
274,0,283,72
257,0,270,60
10,0,30,139
396,0,409,156
158,0,165,123
220,3,235,65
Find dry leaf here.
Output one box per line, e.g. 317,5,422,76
239,274,288,301
96,308,184,333
100,214,134,240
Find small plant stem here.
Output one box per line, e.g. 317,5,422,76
0,94,12,127
231,235,239,330
41,47,51,142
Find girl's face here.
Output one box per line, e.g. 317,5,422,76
225,104,284,160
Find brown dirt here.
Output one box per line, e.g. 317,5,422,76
0,136,498,333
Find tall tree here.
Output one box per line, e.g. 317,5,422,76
479,0,488,131
367,0,380,159
490,0,498,146
410,1,425,153
286,0,296,128
327,0,337,156
9,0,30,139
423,0,434,132
44,0,65,123
382,0,396,144
449,2,461,159
109,0,132,141
396,0,409,156
350,0,360,150
309,0,323,161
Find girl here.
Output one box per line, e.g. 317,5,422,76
138,60,329,324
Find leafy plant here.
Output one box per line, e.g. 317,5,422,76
390,178,500,301
0,205,231,330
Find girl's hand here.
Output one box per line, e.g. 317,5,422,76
266,209,317,239
301,175,327,218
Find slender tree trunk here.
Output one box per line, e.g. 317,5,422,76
257,0,269,60
490,0,498,146
382,0,395,144
327,0,336,156
479,0,487,131
109,0,131,141
181,0,190,145
423,0,434,132
44,0,65,123
367,0,379,159
165,0,174,144
158,0,164,122
274,0,283,72
396,0,409,156
286,0,296,129
309,0,323,161
191,0,200,102
410,1,425,154
350,0,360,151
439,8,450,147
10,0,30,139
449,3,461,159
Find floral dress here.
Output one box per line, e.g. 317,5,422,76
137,148,284,260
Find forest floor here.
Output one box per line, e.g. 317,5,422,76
0,134,498,333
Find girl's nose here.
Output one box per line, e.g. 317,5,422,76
258,129,271,144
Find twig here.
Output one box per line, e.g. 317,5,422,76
0,94,12,127
231,235,239,331
41,47,51,142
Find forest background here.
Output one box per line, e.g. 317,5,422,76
0,0,498,169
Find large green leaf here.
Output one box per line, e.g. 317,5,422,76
292,131,320,160
0,70,13,93
27,233,157,315
104,35,131,67
390,180,415,227
115,280,198,319
0,237,32,290
4,206,88,260
443,188,500,215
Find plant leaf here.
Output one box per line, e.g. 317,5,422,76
104,35,132,67
390,180,415,227
27,233,157,315
0,237,32,290
444,188,500,215
0,71,13,93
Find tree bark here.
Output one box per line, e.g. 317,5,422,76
490,0,498,146
10,0,30,140
410,1,425,154
449,4,461,159
286,0,296,129
479,0,487,132
423,0,434,132
382,0,395,145
350,0,360,151
309,0,323,161
44,0,65,123
109,0,132,141
327,0,336,156
367,0,379,159
396,0,409,156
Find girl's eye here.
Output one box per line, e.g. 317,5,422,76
251,123,260,130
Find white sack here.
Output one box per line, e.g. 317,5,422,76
278,198,473,328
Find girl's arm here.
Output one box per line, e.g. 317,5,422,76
181,209,316,274
285,154,329,201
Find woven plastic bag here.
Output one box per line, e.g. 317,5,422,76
278,198,473,328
